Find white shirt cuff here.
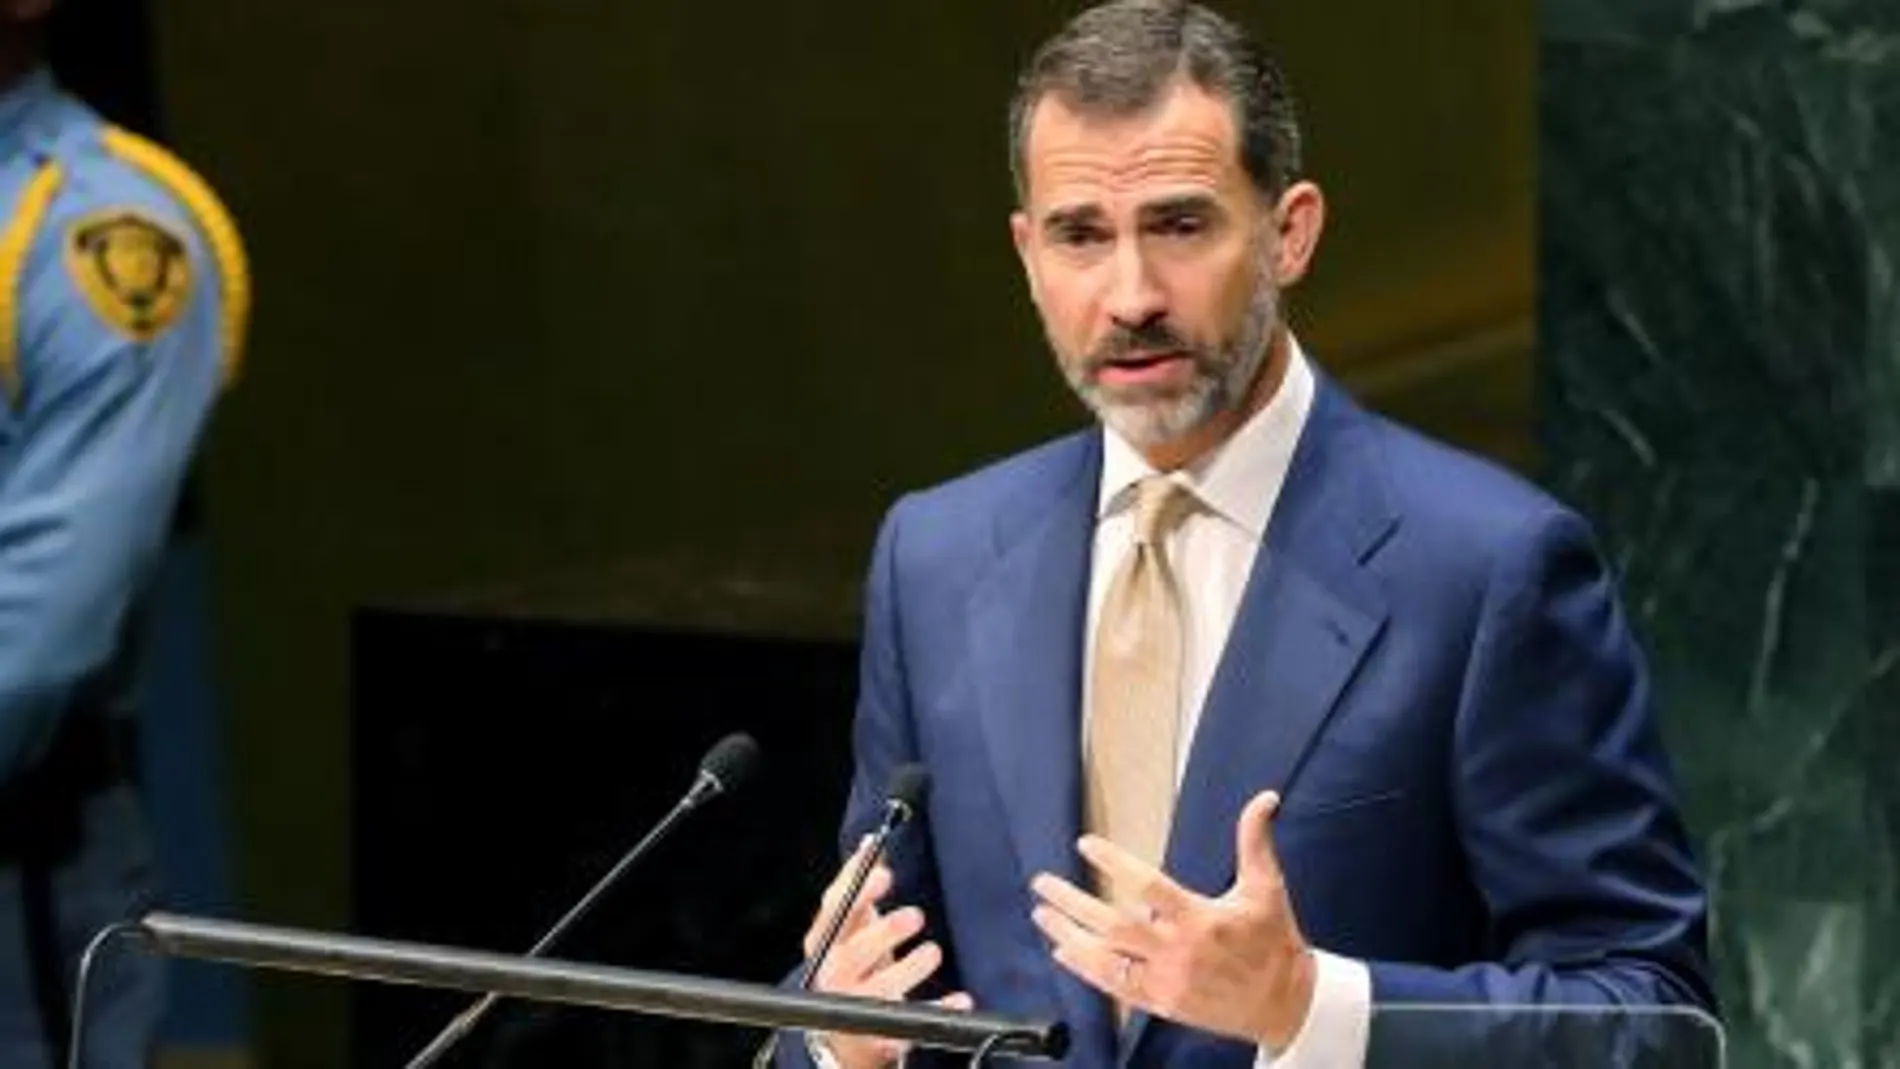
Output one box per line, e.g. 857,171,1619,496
805,1032,905,1069
805,1032,845,1069
1256,950,1371,1069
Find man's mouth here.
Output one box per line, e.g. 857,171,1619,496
1095,350,1195,388
1105,349,1187,369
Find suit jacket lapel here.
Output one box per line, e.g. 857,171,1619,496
1162,570,1387,895
1121,377,1398,1064
965,432,1118,1062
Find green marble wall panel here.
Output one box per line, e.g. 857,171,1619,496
1541,1,1900,1065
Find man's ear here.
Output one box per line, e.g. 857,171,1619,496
1270,180,1326,287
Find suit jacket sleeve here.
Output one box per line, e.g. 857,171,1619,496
1366,508,1715,1018
773,498,963,1069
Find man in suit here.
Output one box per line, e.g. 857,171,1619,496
780,2,1714,1066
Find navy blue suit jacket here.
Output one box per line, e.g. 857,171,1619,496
789,377,1712,1067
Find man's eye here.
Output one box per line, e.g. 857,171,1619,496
1155,215,1208,237
1055,226,1108,246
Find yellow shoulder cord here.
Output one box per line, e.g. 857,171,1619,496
0,159,65,407
100,126,252,387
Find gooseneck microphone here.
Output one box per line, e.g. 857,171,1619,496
799,764,931,990
403,732,762,1068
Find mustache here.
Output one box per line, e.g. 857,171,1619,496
1085,320,1204,369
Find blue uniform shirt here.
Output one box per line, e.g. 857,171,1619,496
0,68,233,783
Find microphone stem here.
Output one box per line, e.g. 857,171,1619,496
403,779,711,1069
528,784,707,957
799,805,903,991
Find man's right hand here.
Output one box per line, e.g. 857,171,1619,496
802,838,972,1069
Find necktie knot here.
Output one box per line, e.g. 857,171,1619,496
1132,476,1194,546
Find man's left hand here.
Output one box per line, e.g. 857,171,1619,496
1029,790,1317,1051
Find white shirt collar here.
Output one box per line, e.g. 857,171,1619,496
1097,335,1316,541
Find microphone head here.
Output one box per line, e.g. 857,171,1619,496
886,764,930,822
698,733,762,795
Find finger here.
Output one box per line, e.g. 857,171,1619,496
1041,917,1147,1007
805,886,877,957
1030,900,1131,975
1076,836,1198,918
1234,790,1286,898
1029,872,1164,956
808,844,866,946
805,862,890,948
816,837,878,916
826,902,921,981
862,939,947,1001
821,905,925,989
935,991,975,1012
804,863,892,955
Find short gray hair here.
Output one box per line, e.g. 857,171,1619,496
1007,0,1303,203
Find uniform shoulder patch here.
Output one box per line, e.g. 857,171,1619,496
62,207,192,341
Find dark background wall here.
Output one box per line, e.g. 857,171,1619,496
140,1,1532,1064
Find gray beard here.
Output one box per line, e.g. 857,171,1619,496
1067,271,1280,451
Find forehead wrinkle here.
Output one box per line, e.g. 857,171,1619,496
1031,133,1236,213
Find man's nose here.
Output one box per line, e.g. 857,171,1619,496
1103,242,1167,330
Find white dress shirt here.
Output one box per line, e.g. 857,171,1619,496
814,339,1367,1069
1085,339,1368,1069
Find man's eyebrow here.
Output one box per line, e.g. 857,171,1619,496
1042,204,1106,232
1138,193,1222,221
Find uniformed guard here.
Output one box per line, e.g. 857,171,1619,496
0,1,249,1065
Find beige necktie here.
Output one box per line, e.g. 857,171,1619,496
1084,475,1195,913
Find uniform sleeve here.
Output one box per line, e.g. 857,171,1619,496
0,192,224,781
